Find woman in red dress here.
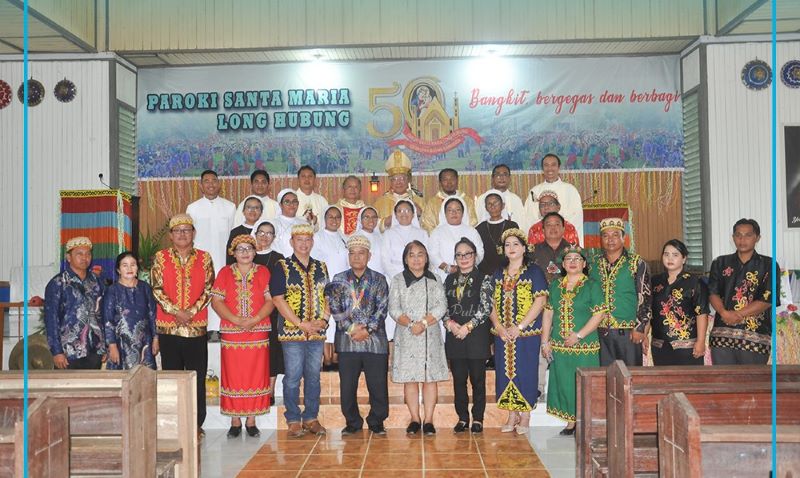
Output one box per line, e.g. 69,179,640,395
211,234,274,438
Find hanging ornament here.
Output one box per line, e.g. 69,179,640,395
54,78,77,102
17,79,45,106
0,80,12,109
741,59,772,90
780,60,800,89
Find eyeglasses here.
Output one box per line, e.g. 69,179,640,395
539,201,557,207
492,172,510,178
563,256,584,263
362,215,378,221
235,245,255,253
455,252,475,260
256,231,275,237
282,199,299,205
244,205,263,211
171,228,193,235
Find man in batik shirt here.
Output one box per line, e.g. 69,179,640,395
44,236,106,369
151,213,215,435
708,218,777,364
324,234,390,436
269,223,330,438
589,217,651,366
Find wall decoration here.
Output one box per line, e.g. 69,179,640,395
17,79,45,106
741,59,772,90
781,60,800,89
54,78,77,102
0,80,11,109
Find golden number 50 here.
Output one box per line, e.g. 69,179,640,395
366,82,402,139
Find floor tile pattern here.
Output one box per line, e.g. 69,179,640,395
232,427,556,478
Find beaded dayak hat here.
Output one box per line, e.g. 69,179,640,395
346,234,371,252
558,245,587,263
500,227,528,246
228,234,257,256
65,236,92,252
291,223,315,237
169,213,194,230
599,217,625,233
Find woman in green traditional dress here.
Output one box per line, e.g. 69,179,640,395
540,246,607,436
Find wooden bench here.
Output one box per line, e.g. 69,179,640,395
606,361,800,478
0,366,157,478
0,396,69,478
577,363,800,478
659,392,800,478
0,367,197,478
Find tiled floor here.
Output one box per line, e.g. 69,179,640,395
200,425,576,477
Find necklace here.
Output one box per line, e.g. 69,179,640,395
485,220,506,254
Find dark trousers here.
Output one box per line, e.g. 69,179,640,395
338,352,389,430
711,347,769,365
599,328,643,366
651,343,703,366
67,354,103,370
159,334,208,427
450,358,486,423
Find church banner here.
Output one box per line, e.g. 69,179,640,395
137,56,681,178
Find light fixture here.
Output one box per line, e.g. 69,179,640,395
370,172,379,193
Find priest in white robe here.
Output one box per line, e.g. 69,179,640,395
524,153,584,242
186,169,236,334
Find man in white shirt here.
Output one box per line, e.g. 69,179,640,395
295,165,329,231
185,169,236,338
524,153,584,243
233,169,279,226
475,164,526,227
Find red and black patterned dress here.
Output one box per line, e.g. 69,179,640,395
211,264,271,417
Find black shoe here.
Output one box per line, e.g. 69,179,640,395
227,425,242,438
207,331,220,343
471,422,483,434
341,425,362,436
453,421,468,433
559,426,576,436
485,357,495,370
270,395,275,406
246,425,260,437
406,421,421,435
423,422,436,435
368,424,387,435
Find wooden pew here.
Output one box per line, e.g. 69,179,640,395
0,366,157,478
659,392,800,478
0,397,70,478
0,368,196,478
606,361,800,478
577,364,800,478
156,371,197,478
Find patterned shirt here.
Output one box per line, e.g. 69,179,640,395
530,238,572,284
650,272,710,349
708,252,778,355
44,268,106,360
269,255,329,342
324,268,389,354
150,247,214,337
527,220,581,247
589,249,652,331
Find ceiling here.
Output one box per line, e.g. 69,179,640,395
0,0,798,68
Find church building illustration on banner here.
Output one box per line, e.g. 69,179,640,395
387,76,482,155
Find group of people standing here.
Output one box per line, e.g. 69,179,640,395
43,149,777,440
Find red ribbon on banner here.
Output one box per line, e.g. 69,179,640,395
388,124,483,155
